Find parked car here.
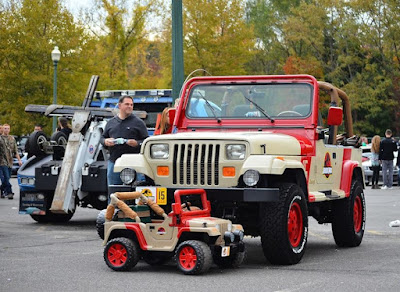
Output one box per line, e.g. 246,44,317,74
362,145,398,186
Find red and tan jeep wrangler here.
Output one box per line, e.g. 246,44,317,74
110,74,365,265
103,189,245,274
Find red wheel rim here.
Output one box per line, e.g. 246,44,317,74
178,246,197,270
354,196,363,233
288,202,303,247
107,243,128,267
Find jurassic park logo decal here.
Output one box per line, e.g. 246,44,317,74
323,152,333,178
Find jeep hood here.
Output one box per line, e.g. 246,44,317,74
144,131,304,155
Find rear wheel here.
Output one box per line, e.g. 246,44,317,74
104,237,140,271
259,183,308,265
175,240,212,275
332,180,366,247
96,209,107,239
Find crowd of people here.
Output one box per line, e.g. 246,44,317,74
370,129,399,190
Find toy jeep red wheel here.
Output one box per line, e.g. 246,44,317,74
175,240,212,275
104,237,140,271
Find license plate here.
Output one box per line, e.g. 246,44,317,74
221,246,230,257
135,187,167,205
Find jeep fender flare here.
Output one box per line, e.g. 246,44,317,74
340,160,362,197
104,223,148,250
241,155,306,176
114,154,154,178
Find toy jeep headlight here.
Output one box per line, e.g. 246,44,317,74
226,144,246,160
150,144,169,159
243,169,260,186
120,168,136,184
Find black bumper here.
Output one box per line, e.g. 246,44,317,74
108,185,280,203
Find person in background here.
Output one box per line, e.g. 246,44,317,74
0,124,6,198
1,124,21,199
370,135,381,189
360,135,369,146
379,129,398,190
34,124,43,132
58,117,72,138
155,107,173,135
100,96,149,197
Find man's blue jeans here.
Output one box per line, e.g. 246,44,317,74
382,160,394,188
0,166,12,195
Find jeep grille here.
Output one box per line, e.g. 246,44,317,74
172,143,220,186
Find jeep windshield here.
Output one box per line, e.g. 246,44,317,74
186,83,313,119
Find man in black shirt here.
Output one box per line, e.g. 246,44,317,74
379,129,398,189
100,96,149,196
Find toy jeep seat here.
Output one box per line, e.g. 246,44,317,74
116,205,151,223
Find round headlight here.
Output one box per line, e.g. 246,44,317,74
120,168,136,185
243,169,260,187
224,231,235,244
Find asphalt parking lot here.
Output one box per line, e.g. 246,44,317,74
1,179,400,292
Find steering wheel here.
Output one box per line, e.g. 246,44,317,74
276,110,302,117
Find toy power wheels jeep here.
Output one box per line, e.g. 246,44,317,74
103,189,245,275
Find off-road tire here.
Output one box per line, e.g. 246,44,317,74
96,209,107,239
104,237,140,271
259,183,308,265
50,131,68,146
332,180,365,247
213,247,246,268
27,131,48,157
30,212,74,223
175,240,212,275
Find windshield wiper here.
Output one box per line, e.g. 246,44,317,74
196,92,221,123
243,94,275,123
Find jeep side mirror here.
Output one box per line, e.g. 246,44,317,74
327,107,343,126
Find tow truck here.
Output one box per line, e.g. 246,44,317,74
18,76,172,222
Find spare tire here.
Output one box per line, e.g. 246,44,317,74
27,131,48,157
50,131,68,146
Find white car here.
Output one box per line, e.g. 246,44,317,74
362,145,398,186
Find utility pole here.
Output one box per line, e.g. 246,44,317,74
172,0,184,103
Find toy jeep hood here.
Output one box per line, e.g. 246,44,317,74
142,131,304,156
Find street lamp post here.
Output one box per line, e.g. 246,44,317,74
51,46,61,132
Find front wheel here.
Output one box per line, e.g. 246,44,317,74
175,240,212,275
259,183,308,265
104,237,140,271
332,180,366,247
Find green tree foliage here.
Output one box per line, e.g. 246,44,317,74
0,0,93,135
161,0,255,83
245,0,400,136
84,0,159,89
